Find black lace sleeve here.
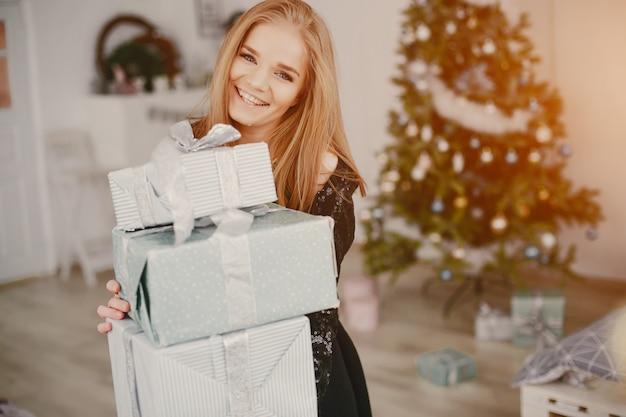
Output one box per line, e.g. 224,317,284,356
306,159,359,398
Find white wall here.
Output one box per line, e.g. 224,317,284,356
28,0,626,280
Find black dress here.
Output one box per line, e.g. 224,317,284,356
306,159,373,417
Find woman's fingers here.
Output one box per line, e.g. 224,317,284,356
96,321,113,334
106,279,121,294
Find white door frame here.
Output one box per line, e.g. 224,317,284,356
0,0,55,283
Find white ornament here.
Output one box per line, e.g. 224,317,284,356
409,59,428,75
536,125,553,143
376,152,389,164
411,166,427,181
480,147,494,163
445,22,457,35
417,151,433,170
482,38,496,54
416,24,431,41
406,121,419,137
437,138,450,152
540,232,557,249
528,149,541,163
381,181,396,193
383,170,400,182
452,152,465,173
421,124,433,142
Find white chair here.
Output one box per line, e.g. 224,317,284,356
45,129,113,287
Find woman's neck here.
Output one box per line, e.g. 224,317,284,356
233,123,272,145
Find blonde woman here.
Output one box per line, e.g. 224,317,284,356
97,1,371,415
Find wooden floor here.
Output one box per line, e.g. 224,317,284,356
1,245,625,417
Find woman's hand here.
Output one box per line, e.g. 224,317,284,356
96,279,131,333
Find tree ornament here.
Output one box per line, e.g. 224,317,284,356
429,232,442,243
445,21,457,35
431,198,445,213
467,16,478,29
482,38,496,54
480,147,494,163
524,245,540,259
416,24,431,41
538,188,550,201
409,59,428,76
417,151,433,170
540,232,557,249
437,138,450,152
406,120,419,137
439,268,453,281
471,207,484,219
411,166,426,181
559,144,573,157
586,228,599,240
536,124,553,143
529,97,540,112
469,136,481,148
490,212,508,233
505,148,518,164
528,149,541,163
453,195,468,209
401,27,416,44
421,124,433,142
452,152,465,173
360,208,372,221
452,246,466,260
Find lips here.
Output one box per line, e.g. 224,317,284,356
236,87,269,106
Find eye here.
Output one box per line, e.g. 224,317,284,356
240,53,255,63
277,72,293,82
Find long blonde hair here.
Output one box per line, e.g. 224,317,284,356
191,0,365,211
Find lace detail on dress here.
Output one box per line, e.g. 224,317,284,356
307,159,358,398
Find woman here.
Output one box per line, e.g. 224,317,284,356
97,1,371,416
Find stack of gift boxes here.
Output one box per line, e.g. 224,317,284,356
105,122,337,416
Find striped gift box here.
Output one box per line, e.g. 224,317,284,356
107,316,317,417
108,142,277,231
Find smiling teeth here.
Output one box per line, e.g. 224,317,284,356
238,88,269,106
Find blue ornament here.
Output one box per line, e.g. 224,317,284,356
431,198,444,213
439,269,453,281
560,144,573,157
586,228,599,240
524,245,540,259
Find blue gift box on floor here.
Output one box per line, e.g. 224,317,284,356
416,348,476,386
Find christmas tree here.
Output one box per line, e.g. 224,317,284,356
360,0,603,300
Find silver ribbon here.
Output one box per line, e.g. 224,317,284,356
214,147,243,209
152,120,241,245
121,322,143,417
223,331,254,417
211,209,257,329
132,165,156,228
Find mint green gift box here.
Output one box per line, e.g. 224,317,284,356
416,348,476,386
112,205,339,347
511,289,565,348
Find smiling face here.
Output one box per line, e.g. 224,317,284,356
228,22,308,141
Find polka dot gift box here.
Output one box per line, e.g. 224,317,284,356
112,204,339,347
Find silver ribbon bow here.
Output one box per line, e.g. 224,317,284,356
151,120,242,245
514,291,560,350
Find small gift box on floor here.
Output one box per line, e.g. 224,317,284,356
108,121,277,231
416,348,476,386
520,380,626,417
474,302,513,341
107,316,318,417
511,289,565,348
340,274,379,332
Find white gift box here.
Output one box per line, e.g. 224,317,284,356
521,380,626,417
474,302,513,341
107,316,318,417
108,141,277,231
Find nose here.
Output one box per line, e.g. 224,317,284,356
247,66,270,91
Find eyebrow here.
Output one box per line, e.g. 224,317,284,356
241,44,301,78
